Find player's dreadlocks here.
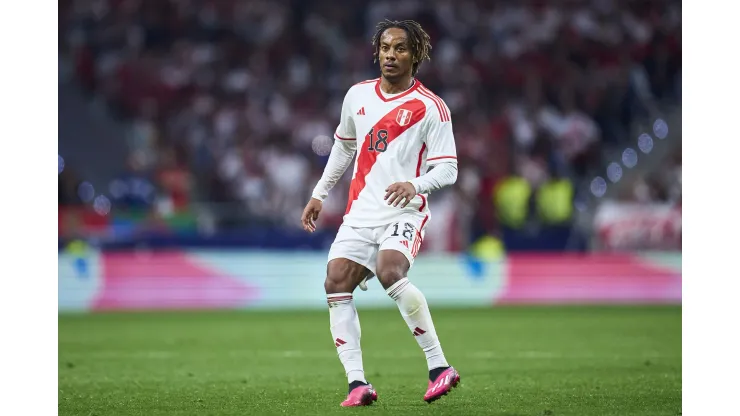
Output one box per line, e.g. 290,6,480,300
372,19,432,76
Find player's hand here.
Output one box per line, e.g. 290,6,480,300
301,198,323,233
384,182,417,208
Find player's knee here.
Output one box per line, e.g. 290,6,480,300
376,266,405,290
324,273,350,294
376,250,410,290
324,259,360,294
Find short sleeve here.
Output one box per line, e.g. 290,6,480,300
424,107,458,166
334,89,356,142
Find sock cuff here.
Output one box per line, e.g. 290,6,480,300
327,293,353,306
385,278,410,300
327,292,353,300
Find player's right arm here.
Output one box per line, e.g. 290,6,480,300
302,89,357,232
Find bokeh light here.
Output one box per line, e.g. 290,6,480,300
93,195,111,216
77,181,95,202
638,133,654,154
58,155,65,174
622,148,638,168
311,135,333,157
590,176,607,198
607,162,623,183
653,118,668,139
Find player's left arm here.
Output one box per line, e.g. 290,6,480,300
385,108,458,207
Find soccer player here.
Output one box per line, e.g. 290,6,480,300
300,19,460,407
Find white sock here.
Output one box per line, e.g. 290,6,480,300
327,293,366,384
386,278,449,371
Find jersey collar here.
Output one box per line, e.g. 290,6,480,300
375,78,421,102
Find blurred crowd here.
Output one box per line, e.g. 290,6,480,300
59,0,681,246
619,144,681,205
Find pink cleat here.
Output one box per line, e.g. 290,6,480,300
340,384,378,407
424,367,461,403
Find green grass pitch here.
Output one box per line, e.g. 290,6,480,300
59,306,681,416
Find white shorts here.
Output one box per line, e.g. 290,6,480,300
327,213,428,277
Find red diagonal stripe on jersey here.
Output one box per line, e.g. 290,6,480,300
345,99,427,214
335,338,347,346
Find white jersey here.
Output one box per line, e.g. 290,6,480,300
335,78,458,228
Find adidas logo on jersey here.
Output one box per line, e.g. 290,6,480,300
356,107,365,115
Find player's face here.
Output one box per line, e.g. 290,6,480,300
378,28,413,81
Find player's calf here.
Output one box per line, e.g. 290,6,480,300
376,250,453,393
